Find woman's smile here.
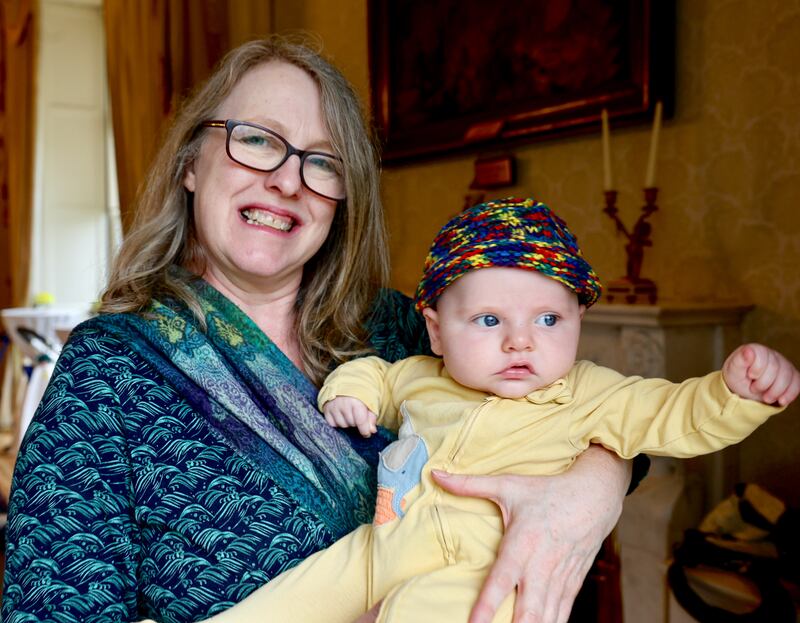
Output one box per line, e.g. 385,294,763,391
240,206,296,232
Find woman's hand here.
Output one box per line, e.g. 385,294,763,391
432,446,631,623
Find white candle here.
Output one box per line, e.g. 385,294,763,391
644,101,663,188
601,109,613,191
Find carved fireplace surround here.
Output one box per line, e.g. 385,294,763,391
577,301,753,623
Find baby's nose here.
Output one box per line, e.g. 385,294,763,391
503,327,534,351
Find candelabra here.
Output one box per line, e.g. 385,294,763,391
602,187,659,304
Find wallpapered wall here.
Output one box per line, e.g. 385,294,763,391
277,0,800,505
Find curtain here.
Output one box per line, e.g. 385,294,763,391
0,12,7,314
104,0,272,234
103,0,170,235
0,0,36,438
0,0,37,309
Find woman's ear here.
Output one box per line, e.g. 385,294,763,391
183,160,196,192
422,307,443,356
579,304,586,319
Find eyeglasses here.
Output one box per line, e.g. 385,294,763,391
200,119,346,201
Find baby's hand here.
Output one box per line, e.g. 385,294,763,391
722,344,800,407
323,396,378,437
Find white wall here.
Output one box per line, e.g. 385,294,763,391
31,0,117,308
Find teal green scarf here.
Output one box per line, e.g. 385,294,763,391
101,276,379,539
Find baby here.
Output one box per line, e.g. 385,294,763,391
209,197,799,623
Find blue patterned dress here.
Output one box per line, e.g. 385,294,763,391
1,282,429,623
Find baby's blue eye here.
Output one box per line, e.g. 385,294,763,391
536,314,558,327
475,314,500,328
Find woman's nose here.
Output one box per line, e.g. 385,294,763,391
264,154,303,196
502,327,534,352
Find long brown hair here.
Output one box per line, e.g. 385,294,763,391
100,35,389,384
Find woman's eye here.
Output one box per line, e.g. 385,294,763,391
475,315,500,328
240,133,266,146
536,314,558,327
306,154,341,176
246,134,279,149
235,129,282,152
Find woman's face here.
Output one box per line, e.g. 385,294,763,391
183,61,338,296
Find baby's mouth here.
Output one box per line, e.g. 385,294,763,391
501,363,534,377
240,208,294,232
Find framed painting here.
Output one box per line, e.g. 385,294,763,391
368,0,675,164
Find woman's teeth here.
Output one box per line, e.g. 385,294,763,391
241,209,292,231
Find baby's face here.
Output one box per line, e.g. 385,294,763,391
423,267,585,398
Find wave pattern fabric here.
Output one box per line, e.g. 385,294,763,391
1,281,429,623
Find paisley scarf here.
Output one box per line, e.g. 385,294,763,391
99,275,381,539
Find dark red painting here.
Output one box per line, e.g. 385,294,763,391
369,0,674,164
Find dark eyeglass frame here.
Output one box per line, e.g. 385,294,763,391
200,119,346,201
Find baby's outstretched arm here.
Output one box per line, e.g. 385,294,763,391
323,396,378,437
722,344,800,407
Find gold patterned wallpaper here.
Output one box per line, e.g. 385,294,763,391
279,0,800,504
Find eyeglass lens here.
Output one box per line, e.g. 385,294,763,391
229,123,345,200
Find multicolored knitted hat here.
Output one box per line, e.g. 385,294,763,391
414,197,602,311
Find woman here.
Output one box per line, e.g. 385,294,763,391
2,36,639,623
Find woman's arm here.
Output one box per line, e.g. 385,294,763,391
433,446,632,623
2,329,141,622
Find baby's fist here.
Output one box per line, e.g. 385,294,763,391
722,344,800,406
323,396,378,437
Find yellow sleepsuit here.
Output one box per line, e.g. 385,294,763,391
210,356,781,623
